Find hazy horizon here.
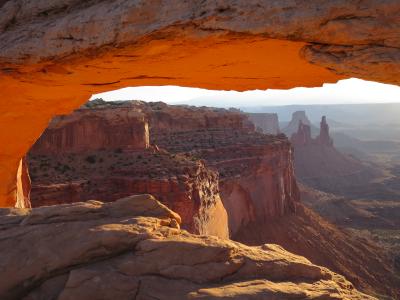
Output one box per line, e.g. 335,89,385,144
92,78,400,107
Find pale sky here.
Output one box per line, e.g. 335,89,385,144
91,78,400,107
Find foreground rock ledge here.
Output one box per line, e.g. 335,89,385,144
0,194,374,299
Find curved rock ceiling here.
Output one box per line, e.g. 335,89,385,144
0,0,399,206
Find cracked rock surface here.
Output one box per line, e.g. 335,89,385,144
0,194,374,299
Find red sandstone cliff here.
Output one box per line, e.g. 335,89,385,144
28,102,228,238
187,139,299,236
144,102,299,236
141,102,255,133
29,100,296,238
31,104,149,155
29,149,228,238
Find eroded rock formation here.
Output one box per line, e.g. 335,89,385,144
291,116,380,193
28,101,296,237
143,103,299,236
317,116,333,146
28,102,229,238
0,0,399,206
31,102,149,154
0,194,375,300
246,113,280,135
282,110,317,137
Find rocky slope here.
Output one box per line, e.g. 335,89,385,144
234,202,399,299
246,113,280,135
291,115,380,193
0,194,375,300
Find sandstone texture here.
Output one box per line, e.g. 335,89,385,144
246,113,280,135
0,0,399,206
0,194,375,300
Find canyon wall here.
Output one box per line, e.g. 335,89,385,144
31,104,149,154
198,141,299,236
28,102,229,238
29,101,298,238
1,0,399,207
146,103,300,236
246,113,280,135
29,150,228,238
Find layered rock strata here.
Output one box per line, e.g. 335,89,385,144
29,148,228,239
29,101,298,238
0,194,375,300
31,104,150,154
28,102,229,238
143,102,300,236
145,102,399,297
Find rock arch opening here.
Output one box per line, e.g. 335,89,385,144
0,0,398,209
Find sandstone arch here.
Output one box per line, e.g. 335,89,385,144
0,0,399,207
